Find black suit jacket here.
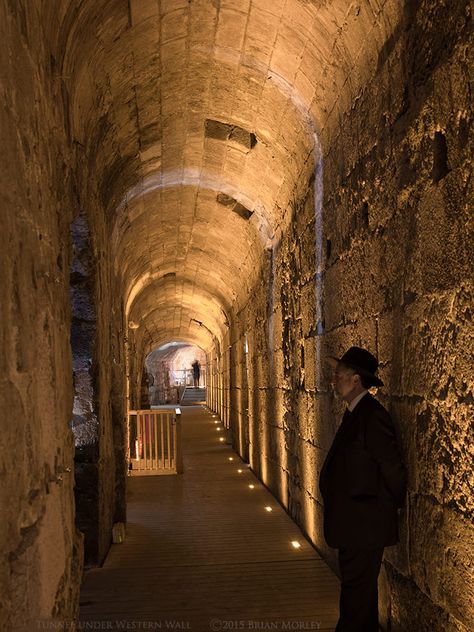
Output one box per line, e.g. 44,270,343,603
319,393,407,549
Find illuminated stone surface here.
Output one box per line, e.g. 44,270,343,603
0,0,472,630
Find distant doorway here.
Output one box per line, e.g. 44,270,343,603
145,342,207,405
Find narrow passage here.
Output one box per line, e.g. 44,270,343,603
79,406,339,631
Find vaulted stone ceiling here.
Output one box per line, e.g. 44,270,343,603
49,0,398,351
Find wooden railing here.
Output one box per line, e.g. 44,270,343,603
173,368,206,388
128,408,183,475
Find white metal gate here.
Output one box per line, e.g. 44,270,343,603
128,408,183,475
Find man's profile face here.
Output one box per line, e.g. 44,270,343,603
332,363,357,399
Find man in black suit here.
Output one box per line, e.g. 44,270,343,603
319,347,406,632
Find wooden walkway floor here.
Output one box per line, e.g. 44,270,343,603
79,406,340,632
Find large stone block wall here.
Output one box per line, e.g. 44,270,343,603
0,2,83,628
321,2,473,629
1,10,127,624
227,2,473,630
59,0,130,558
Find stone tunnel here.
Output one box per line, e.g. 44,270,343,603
1,0,472,630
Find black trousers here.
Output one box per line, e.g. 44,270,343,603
335,547,384,632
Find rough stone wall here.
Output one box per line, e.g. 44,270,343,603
0,2,83,628
229,328,250,463
228,2,473,631
232,186,318,526
322,2,473,629
207,350,220,414
69,204,126,564
127,335,140,411
207,339,231,426
72,146,128,564
91,228,126,559
59,0,130,557
70,209,101,564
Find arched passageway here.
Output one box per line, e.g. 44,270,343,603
1,1,472,631
146,342,207,405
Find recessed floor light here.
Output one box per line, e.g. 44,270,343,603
219,437,224,442
265,506,272,512
248,484,255,489
228,457,234,461
291,541,301,549
237,469,243,473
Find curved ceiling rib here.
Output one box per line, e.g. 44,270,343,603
142,334,212,358
114,171,275,253
129,277,229,341
136,306,220,355
119,180,269,319
126,272,232,325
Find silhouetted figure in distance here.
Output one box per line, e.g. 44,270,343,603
192,359,201,387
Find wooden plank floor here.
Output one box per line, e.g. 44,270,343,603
79,406,340,632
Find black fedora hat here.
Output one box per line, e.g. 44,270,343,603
328,346,384,387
